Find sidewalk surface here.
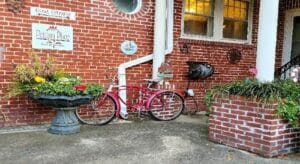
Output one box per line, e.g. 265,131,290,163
0,115,299,164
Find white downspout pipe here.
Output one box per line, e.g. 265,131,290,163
118,0,173,119
152,0,167,79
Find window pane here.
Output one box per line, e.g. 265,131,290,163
185,0,190,12
228,7,235,18
204,1,212,15
184,14,213,36
197,2,204,14
235,1,241,8
223,20,248,40
224,0,229,5
235,7,241,18
224,7,228,17
183,0,214,36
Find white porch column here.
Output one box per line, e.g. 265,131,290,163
256,0,280,82
152,0,167,79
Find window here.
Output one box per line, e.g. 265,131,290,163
182,0,252,42
184,0,214,36
112,0,142,14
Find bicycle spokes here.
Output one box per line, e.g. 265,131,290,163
149,91,184,121
76,95,117,125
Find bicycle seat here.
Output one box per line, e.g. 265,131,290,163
144,78,161,84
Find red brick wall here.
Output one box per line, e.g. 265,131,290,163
171,0,260,111
209,96,300,157
0,0,264,127
0,0,155,126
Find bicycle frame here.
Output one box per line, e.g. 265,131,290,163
99,84,180,117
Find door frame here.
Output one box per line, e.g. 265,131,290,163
282,9,300,65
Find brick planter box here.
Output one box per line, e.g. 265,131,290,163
208,96,300,157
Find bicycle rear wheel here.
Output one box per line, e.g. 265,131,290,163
149,91,185,121
76,94,116,125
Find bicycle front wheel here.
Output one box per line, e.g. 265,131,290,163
149,91,185,121
76,94,116,125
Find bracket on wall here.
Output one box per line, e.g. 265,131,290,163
6,0,25,14
179,43,191,54
227,48,242,64
0,47,5,62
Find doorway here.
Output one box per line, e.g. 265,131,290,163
282,9,300,65
291,16,300,59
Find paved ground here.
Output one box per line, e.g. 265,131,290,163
0,115,299,164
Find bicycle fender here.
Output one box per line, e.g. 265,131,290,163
145,90,184,109
105,93,121,112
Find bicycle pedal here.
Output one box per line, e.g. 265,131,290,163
138,110,149,116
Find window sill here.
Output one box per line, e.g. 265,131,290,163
180,35,253,45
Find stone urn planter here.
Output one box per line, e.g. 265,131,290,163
28,94,94,135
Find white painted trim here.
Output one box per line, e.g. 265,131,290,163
180,0,253,44
256,0,280,82
113,0,143,14
152,0,167,79
128,0,143,14
179,36,252,45
282,9,300,65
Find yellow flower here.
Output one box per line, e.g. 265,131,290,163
34,76,46,83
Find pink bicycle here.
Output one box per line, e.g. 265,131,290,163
75,73,185,125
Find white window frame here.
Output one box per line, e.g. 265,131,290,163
113,0,142,14
181,0,253,44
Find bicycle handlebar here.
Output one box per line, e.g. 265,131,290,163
105,68,166,90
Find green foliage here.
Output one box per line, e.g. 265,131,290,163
277,99,300,127
204,79,300,127
7,82,32,98
85,84,103,97
8,50,103,98
203,91,213,115
14,64,36,83
33,82,77,96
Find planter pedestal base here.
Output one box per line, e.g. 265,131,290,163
48,107,80,135
28,94,94,135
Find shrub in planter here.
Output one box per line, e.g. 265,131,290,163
8,50,102,98
204,79,300,127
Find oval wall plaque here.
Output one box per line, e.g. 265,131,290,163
120,40,138,55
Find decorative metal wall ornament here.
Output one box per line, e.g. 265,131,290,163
179,43,191,54
6,0,25,13
227,49,242,64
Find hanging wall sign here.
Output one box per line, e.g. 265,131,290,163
30,7,76,20
120,40,138,55
32,23,73,50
